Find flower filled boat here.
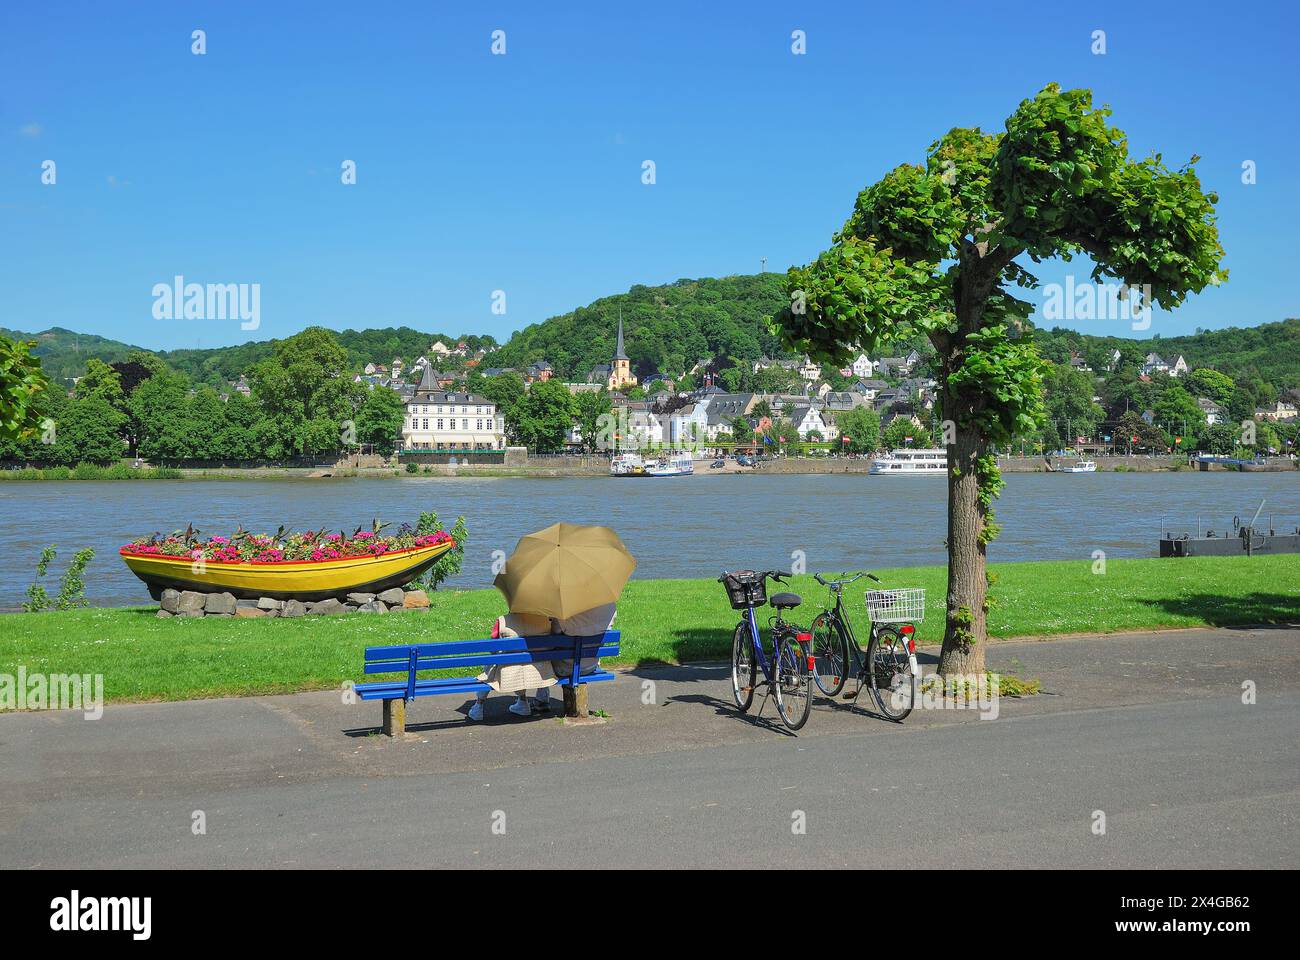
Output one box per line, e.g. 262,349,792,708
119,524,456,601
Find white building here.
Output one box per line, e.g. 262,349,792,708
851,354,876,379
787,403,838,440
402,369,505,451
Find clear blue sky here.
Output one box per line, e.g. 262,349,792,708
2,0,1296,351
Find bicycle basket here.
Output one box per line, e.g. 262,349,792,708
722,570,767,609
864,587,926,623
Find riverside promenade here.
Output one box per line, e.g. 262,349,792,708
3,625,1297,869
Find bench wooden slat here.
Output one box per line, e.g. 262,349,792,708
361,642,620,675
363,631,619,661
355,670,618,701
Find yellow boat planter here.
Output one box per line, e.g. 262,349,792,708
120,538,455,602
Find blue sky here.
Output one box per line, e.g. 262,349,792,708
2,0,1297,351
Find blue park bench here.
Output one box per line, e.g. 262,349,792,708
355,630,621,735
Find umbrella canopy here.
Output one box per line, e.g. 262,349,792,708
493,523,636,620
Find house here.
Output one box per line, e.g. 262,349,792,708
1141,353,1188,378
402,368,505,451
850,378,888,402
526,361,554,383
798,356,821,382
233,376,251,398
1197,397,1225,425
821,391,861,412
702,393,755,440
429,341,452,358
816,381,832,398
786,403,838,440
1104,348,1123,372
481,367,515,379
1256,400,1298,422
851,354,876,379
1068,351,1092,372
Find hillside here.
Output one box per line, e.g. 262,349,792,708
0,325,495,389
5,278,1298,395
481,273,794,380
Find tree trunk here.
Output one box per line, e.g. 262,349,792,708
939,406,988,678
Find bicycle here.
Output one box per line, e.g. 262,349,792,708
718,569,814,731
808,571,922,721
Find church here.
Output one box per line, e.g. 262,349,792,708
587,317,638,391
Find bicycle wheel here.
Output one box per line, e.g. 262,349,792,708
865,624,917,721
772,634,813,731
731,621,756,712
810,612,850,697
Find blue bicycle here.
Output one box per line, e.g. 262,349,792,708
718,569,813,731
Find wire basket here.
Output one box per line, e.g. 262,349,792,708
721,570,767,609
864,587,926,623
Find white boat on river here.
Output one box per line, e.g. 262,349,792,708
869,448,947,476
610,451,694,477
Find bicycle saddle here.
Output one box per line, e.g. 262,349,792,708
769,592,802,609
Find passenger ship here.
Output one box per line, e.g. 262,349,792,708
610,451,694,477
869,448,948,476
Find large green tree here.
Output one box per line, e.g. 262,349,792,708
514,379,576,452
1,334,50,443
834,405,881,453
779,85,1225,674
247,327,363,458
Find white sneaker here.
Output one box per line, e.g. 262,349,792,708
508,698,532,717
467,701,484,721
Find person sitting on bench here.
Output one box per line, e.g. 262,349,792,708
468,612,557,720
551,602,617,683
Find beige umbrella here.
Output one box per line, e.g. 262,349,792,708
493,523,636,620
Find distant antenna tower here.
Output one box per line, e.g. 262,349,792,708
760,257,767,274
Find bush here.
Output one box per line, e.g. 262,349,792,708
405,511,467,591
405,462,418,474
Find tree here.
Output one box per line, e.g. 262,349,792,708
247,327,363,458
573,389,613,453
1185,368,1235,406
480,372,527,441
354,387,406,450
1152,383,1205,446
834,406,881,453
514,379,576,453
779,85,1225,675
1,334,50,443
60,394,127,463
1044,362,1105,442
883,417,929,449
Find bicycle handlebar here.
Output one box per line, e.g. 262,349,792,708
814,570,882,589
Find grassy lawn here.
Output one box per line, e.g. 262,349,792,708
1,554,1297,704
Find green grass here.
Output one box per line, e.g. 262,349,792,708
1,554,1296,704
0,463,184,480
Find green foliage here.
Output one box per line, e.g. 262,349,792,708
483,274,792,381
882,417,929,449
354,386,405,449
834,406,881,453
406,512,468,591
573,389,613,453
248,327,365,458
513,379,576,452
1,334,51,443
22,545,94,611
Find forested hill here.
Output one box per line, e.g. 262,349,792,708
481,274,793,380
1032,317,1300,394
5,277,1298,393
0,325,494,388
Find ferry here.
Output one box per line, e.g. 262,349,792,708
869,448,947,476
610,451,694,477
1063,460,1097,473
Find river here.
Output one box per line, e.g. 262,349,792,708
1,471,1296,609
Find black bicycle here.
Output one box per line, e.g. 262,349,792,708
808,571,922,721
718,569,814,731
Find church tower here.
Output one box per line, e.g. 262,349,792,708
608,316,637,391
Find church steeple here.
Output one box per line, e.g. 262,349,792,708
614,316,628,361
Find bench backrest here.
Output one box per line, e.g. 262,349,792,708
363,631,621,699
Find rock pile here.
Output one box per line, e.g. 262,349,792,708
155,587,431,618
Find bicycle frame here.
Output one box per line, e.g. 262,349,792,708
740,604,779,683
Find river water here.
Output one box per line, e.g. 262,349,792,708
1,471,1296,608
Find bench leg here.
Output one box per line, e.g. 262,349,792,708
563,683,588,718
382,698,406,736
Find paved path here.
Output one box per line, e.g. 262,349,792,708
2,626,1297,868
